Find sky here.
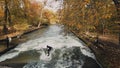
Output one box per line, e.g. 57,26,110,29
36,0,63,12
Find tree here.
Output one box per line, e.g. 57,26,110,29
43,9,57,24
112,0,120,44
0,1,4,22
61,0,118,42
38,0,48,27
26,1,43,26
3,0,11,34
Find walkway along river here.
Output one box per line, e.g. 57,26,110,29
0,24,102,68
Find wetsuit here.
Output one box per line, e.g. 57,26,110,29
47,45,53,56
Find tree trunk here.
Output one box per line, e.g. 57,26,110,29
112,0,120,45
8,6,12,26
3,0,12,34
3,0,9,34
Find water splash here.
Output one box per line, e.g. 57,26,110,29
0,24,101,68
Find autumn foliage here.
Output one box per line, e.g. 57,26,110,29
60,0,119,36
0,0,57,35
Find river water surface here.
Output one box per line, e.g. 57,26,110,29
0,24,102,68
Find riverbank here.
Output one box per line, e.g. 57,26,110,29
0,26,45,41
0,63,26,68
71,30,120,68
0,25,46,56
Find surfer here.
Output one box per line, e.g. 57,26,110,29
47,45,53,56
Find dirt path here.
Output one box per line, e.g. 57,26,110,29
86,34,120,68
90,40,120,68
99,34,119,45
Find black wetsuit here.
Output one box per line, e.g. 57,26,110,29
47,45,53,56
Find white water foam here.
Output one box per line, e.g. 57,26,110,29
0,51,20,62
0,24,95,63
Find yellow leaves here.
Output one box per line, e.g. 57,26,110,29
62,0,116,31
102,13,112,19
95,2,104,6
69,13,74,17
77,24,82,29
13,23,29,31
0,5,4,18
85,0,90,2
43,9,57,23
0,12,4,18
23,0,30,9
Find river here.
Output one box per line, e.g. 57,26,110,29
0,24,102,68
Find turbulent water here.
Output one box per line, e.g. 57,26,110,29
0,24,102,68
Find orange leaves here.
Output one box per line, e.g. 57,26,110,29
28,2,42,16
0,7,4,18
84,0,90,5
0,1,4,18
102,14,112,19
61,0,117,33
84,0,90,3
43,9,57,23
